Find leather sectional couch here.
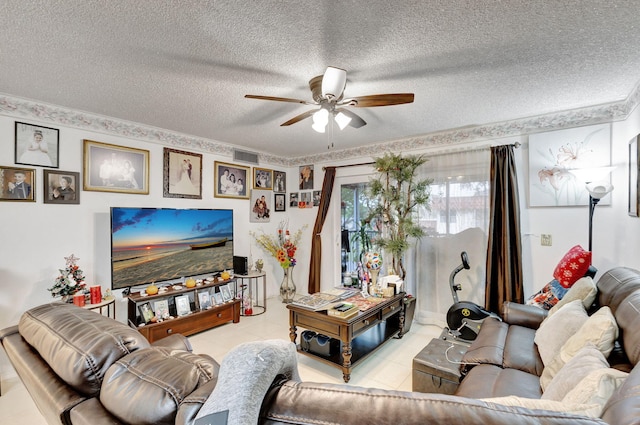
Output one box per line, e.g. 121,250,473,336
3,267,640,424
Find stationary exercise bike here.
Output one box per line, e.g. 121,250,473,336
445,251,501,342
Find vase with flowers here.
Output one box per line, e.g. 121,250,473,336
251,221,306,303
48,254,86,302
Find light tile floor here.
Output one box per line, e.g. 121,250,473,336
0,298,442,424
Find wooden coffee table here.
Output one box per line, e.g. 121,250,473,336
288,293,405,382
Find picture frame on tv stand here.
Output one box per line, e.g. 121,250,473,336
175,295,191,316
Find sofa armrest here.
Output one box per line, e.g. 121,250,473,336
150,333,192,351
501,301,547,328
262,380,605,424
69,398,125,425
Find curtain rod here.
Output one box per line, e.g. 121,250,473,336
323,161,375,171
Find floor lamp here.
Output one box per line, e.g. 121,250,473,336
586,181,614,253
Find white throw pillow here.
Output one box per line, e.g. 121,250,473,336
542,344,608,401
563,367,628,407
535,299,588,366
540,306,618,390
481,396,601,418
548,277,597,316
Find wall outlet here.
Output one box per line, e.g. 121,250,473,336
541,234,552,246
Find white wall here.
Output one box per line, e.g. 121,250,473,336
3,103,640,378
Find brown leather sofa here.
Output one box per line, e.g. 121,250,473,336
4,267,640,425
0,302,220,425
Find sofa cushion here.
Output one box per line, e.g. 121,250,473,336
540,307,618,389
548,276,598,316
534,299,588,366
542,344,609,400
100,346,219,425
553,245,592,288
563,367,628,407
455,364,542,399
481,396,601,418
18,302,150,396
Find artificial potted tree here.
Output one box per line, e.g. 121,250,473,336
366,152,431,281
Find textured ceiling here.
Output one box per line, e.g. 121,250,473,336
2,1,640,160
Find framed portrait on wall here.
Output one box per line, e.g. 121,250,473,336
253,167,273,190
214,161,250,199
83,140,149,194
43,170,80,204
630,136,639,217
289,192,299,207
163,148,202,199
15,122,59,168
273,170,286,193
299,164,314,190
274,193,286,212
0,166,35,202
299,191,312,208
250,189,271,223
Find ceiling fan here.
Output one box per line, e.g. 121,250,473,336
245,66,414,133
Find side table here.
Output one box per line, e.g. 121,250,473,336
235,271,267,315
83,297,115,319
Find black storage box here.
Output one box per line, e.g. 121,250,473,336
300,330,340,357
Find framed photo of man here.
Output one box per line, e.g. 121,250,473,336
274,193,286,212
15,122,59,168
214,161,250,199
83,140,149,194
273,170,286,193
0,166,35,202
163,148,202,199
43,170,79,204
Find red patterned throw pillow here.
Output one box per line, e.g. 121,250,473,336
553,245,591,288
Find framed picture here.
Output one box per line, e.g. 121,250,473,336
220,285,232,302
289,192,299,207
214,161,250,199
212,292,224,305
43,170,79,204
274,193,286,212
198,291,211,310
0,166,35,202
253,167,273,190
299,164,314,190
313,190,321,207
273,170,286,193
529,123,611,207
630,136,639,217
138,302,155,324
300,191,312,208
83,140,149,194
163,148,202,199
175,295,192,316
154,299,170,320
15,122,59,168
250,189,271,223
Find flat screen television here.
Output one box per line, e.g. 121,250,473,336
110,207,234,290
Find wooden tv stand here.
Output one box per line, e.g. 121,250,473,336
127,278,240,343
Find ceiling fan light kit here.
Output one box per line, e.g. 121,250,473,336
245,66,415,133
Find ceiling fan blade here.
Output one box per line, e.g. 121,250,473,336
335,108,366,129
280,109,316,126
321,66,347,100
245,94,314,105
345,93,415,108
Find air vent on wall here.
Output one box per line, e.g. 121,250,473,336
233,149,259,165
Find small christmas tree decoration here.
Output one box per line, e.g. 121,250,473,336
48,254,86,301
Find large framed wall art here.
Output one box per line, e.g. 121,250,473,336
83,140,149,194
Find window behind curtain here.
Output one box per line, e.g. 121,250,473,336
407,148,491,326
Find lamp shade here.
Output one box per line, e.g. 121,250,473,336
586,181,614,199
321,67,347,99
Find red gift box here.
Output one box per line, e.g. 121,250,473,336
90,286,102,304
73,293,85,307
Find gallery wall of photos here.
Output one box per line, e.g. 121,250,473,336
2,120,320,222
